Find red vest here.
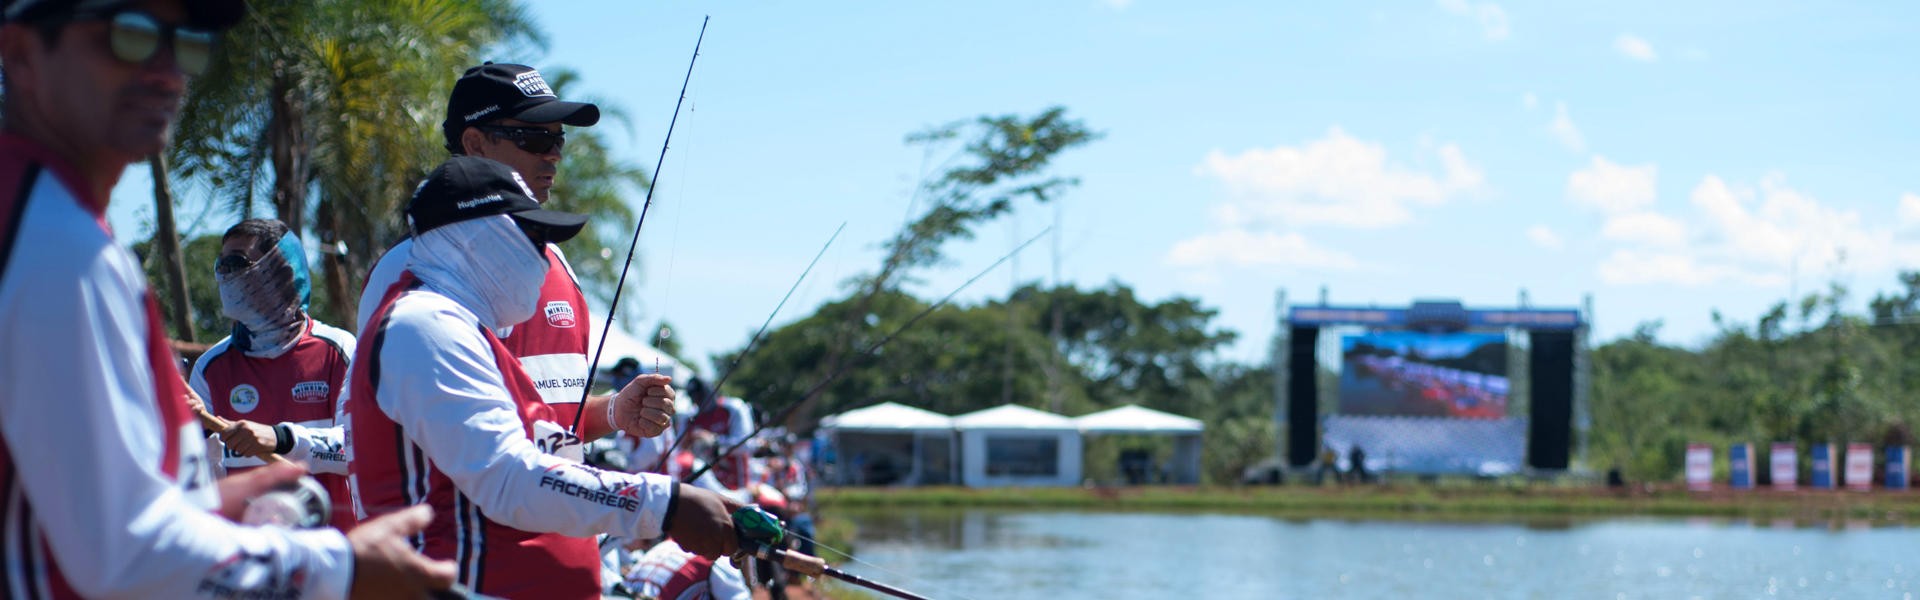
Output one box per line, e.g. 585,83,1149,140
499,246,590,426
345,273,600,599
199,320,354,528
689,401,751,489
658,555,718,600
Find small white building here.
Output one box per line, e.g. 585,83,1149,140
954,404,1083,487
1075,405,1205,484
818,402,957,486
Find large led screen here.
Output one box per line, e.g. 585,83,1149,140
1339,331,1509,419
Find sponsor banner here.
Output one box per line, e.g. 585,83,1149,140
1888,446,1910,490
1845,443,1873,491
1810,443,1837,489
1288,305,1583,330
1729,443,1754,489
1685,443,1713,491
1771,442,1797,491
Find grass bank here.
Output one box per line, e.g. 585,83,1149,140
812,484,1920,524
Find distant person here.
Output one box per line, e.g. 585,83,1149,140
1348,444,1369,484
684,376,756,489
609,356,643,390
1318,444,1340,485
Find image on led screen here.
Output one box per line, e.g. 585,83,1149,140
1339,331,1509,418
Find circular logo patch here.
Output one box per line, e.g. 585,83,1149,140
229,384,260,414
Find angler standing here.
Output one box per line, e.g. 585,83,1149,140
189,218,355,527
683,377,756,489
345,156,741,599
360,62,612,447
0,0,453,597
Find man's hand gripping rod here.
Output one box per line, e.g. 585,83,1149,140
732,506,934,600
571,16,710,435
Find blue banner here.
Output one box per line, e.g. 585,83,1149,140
1729,443,1754,489
1810,443,1836,489
1889,446,1909,490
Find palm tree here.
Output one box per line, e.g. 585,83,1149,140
169,0,544,328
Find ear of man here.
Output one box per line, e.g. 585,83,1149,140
460,127,489,157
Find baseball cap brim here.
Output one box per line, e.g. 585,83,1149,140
510,209,588,243
509,99,600,128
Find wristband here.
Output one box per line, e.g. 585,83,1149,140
607,393,619,430
661,481,682,533
273,423,295,454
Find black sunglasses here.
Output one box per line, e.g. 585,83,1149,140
62,9,217,76
479,125,566,155
214,253,253,276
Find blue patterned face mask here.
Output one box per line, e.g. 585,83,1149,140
216,233,312,357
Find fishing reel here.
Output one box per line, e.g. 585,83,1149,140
242,475,331,529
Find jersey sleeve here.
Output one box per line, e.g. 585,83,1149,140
374,301,678,542
0,247,353,600
282,422,349,475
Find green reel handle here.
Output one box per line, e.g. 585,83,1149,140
732,505,786,549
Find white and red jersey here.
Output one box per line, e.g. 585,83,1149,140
360,239,592,424
0,134,352,599
688,397,755,489
189,318,355,527
628,540,749,600
346,272,677,600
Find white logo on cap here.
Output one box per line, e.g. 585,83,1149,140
457,195,504,210
513,71,555,98
509,172,536,198
464,105,500,123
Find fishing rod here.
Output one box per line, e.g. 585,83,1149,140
732,506,935,600
682,228,1051,483
572,16,710,436
645,223,846,473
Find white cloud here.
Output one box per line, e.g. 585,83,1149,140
1195,126,1484,230
1549,102,1585,153
1583,172,1920,287
1899,193,1920,230
1165,229,1361,270
1567,155,1658,214
1437,0,1510,41
1525,225,1562,250
1522,92,1538,111
1614,34,1658,62
1599,211,1687,247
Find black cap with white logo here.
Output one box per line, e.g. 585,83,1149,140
442,62,600,153
407,156,588,241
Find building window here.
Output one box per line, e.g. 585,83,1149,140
986,435,1059,476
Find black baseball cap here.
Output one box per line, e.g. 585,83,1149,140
443,62,600,153
2,0,245,28
407,156,588,241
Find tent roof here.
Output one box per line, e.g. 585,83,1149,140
1076,404,1204,434
953,404,1077,431
821,402,953,432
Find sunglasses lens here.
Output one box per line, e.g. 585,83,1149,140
215,255,250,276
175,29,215,76
109,12,161,64
519,133,562,154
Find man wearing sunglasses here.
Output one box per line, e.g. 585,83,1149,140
0,0,456,598
347,156,741,599
187,219,357,529
358,63,616,454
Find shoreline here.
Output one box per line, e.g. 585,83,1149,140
811,484,1920,525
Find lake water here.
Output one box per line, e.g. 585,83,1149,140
822,509,1917,599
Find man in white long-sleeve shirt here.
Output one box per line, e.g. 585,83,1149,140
0,0,453,597
345,156,740,599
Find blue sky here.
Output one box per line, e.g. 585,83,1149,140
108,1,1920,374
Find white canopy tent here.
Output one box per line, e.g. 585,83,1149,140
818,402,956,486
954,404,1083,487
1075,405,1205,484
